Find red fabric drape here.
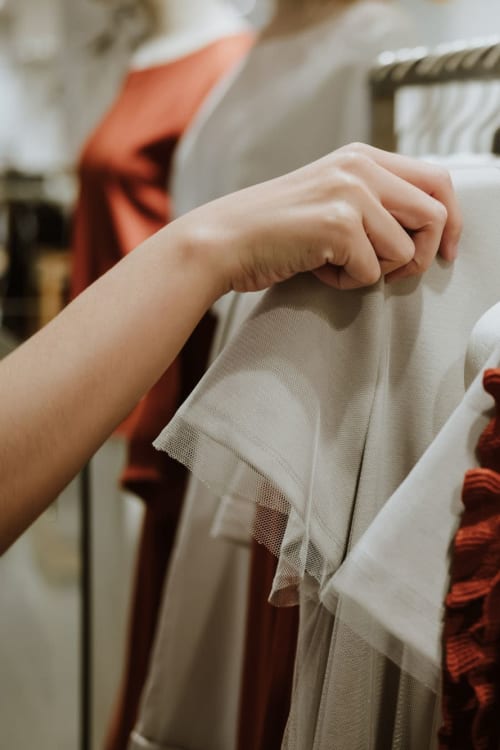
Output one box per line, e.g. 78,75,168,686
237,541,299,750
69,34,254,750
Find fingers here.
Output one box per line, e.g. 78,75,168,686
330,150,453,281
213,143,461,295
314,189,416,290
378,152,460,262
337,144,462,260
312,161,447,289
363,161,448,281
385,197,447,282
314,203,382,290
354,181,417,276
310,144,461,290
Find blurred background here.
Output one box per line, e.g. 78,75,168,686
1,1,500,749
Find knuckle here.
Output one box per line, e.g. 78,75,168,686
413,256,430,274
432,166,453,193
333,202,361,237
364,264,382,285
397,235,415,264
336,149,371,175
431,199,448,226
413,247,436,274
337,274,354,291
345,141,369,155
333,171,370,204
347,175,371,201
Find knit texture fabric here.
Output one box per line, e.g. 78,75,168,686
440,369,500,750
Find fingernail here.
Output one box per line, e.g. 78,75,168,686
441,241,458,261
451,243,459,260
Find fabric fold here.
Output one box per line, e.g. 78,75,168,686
154,272,385,600
155,167,500,622
330,346,500,690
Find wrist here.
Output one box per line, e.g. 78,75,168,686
167,208,234,302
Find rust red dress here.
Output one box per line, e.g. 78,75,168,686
70,34,254,750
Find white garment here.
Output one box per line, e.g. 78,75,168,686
129,293,259,750
60,0,149,162
172,0,413,215
132,4,415,748
284,583,443,750
330,343,500,690
174,0,414,544
396,80,500,158
129,477,250,750
130,14,249,70
0,39,68,173
158,166,500,597
155,166,500,747
11,0,63,61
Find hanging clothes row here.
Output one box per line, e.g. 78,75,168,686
135,29,500,750
370,35,500,156
154,164,500,750
71,5,500,750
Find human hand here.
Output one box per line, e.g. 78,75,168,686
174,143,462,295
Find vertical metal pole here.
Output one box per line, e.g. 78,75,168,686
80,463,92,750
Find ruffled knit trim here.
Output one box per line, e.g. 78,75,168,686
439,369,500,750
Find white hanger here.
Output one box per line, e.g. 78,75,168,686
424,82,461,157
395,85,428,156
450,81,490,154
474,81,500,153
408,44,467,157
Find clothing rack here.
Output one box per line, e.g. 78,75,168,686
370,37,500,151
79,463,92,750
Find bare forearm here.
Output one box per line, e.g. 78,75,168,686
0,144,461,551
0,222,219,552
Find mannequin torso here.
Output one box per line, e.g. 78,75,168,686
131,0,249,69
